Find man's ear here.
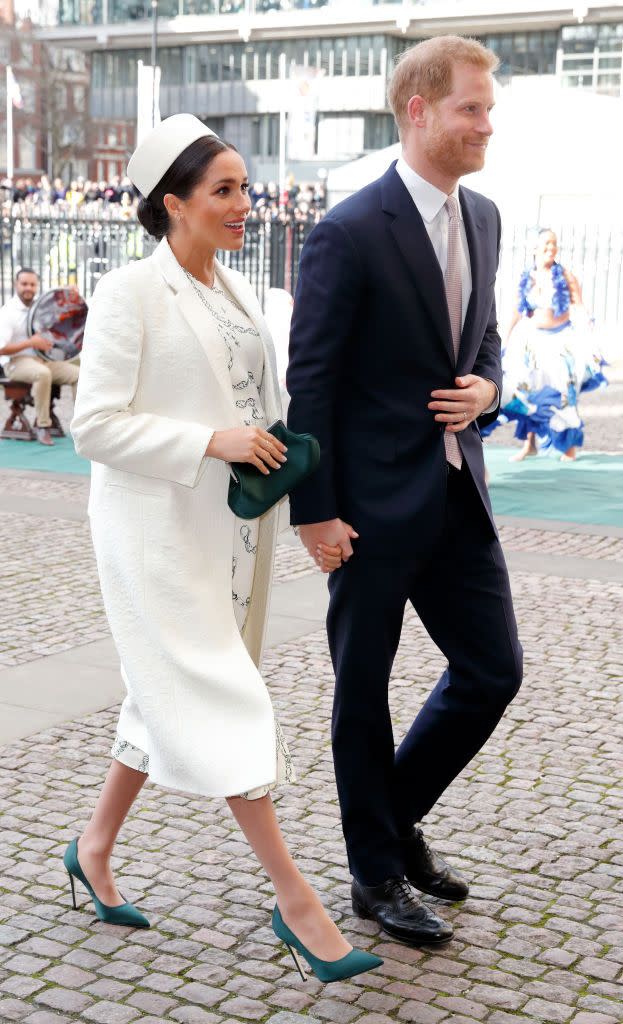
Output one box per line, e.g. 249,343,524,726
406,94,427,128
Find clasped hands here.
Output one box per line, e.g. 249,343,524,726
300,375,496,573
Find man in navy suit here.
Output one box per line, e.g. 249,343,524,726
287,36,523,946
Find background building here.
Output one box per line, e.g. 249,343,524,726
32,0,623,184
1,1,90,178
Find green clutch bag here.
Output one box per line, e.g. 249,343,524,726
227,420,320,520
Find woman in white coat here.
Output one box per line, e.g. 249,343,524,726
67,115,381,984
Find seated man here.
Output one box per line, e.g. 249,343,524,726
0,268,79,445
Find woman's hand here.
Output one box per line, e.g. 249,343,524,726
206,427,287,475
315,542,343,573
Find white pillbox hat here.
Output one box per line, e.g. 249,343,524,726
127,113,217,198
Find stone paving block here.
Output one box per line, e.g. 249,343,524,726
0,926,29,946
81,999,142,1023
397,1001,448,1023
176,982,227,1007
43,963,96,988
579,957,622,981
0,997,33,1021
126,990,180,1015
523,997,576,1021
466,983,528,1011
312,998,363,1023
170,1009,224,1024
573,1014,620,1024
266,987,316,1012
266,1014,322,1024
33,985,94,1013
141,971,186,993
0,977,46,998
436,995,488,1019
217,995,271,1019
23,1013,75,1024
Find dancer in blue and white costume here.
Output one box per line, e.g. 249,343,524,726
498,229,606,462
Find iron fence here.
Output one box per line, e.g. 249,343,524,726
1,216,621,330
0,217,315,309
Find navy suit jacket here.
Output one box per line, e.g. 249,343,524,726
286,161,502,557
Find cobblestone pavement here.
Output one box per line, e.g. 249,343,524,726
1,544,622,1022
1,500,622,667
1,365,622,1023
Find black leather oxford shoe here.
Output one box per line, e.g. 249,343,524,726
403,827,469,902
351,877,453,946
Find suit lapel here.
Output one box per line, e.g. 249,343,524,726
382,164,455,366
458,186,486,365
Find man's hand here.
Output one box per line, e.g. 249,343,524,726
428,375,497,433
30,334,54,354
298,518,359,573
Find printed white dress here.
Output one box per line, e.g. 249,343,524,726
111,266,294,799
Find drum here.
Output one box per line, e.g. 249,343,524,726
27,287,88,361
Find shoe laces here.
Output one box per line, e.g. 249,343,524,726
387,878,419,909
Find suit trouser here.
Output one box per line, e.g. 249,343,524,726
326,464,523,886
5,356,79,428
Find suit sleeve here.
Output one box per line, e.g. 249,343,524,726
71,270,213,486
286,217,362,524
474,202,503,429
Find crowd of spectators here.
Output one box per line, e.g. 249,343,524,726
1,174,327,224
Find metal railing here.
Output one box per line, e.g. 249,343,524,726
2,216,621,332
0,217,315,308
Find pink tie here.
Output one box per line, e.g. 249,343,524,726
443,196,463,470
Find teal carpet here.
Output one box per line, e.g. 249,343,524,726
0,437,621,527
0,435,90,475
485,446,623,527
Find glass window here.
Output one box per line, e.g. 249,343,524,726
598,23,623,46
364,112,398,150
561,25,597,54
346,37,358,76
319,38,333,76
333,38,347,77
358,35,372,77
598,56,622,70
372,35,385,76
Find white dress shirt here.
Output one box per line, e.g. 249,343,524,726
0,294,38,366
395,155,498,412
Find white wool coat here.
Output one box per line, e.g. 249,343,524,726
71,237,283,797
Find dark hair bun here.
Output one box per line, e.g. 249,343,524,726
135,135,236,241
137,195,169,240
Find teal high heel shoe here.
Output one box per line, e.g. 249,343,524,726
272,905,383,983
63,838,150,929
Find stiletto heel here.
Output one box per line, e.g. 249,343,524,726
272,905,383,983
63,838,150,929
285,942,308,982
67,871,77,910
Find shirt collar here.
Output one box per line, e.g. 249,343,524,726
395,155,462,224
11,294,30,312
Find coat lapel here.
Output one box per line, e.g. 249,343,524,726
151,239,281,427
381,163,455,366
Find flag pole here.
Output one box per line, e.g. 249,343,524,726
278,52,286,206
151,1,158,129
6,66,13,180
